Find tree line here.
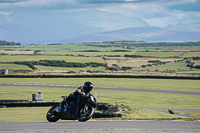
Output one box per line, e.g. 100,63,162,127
0,40,21,46
14,60,106,70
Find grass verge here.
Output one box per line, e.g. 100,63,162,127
0,87,200,122
1,106,199,122
0,78,200,122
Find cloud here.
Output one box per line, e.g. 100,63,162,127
0,0,22,3
0,0,77,9
98,0,199,27
168,0,200,11
79,0,138,4
0,0,199,28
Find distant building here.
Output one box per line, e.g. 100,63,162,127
1,69,9,75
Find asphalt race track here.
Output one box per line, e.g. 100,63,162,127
0,120,200,132
0,83,200,95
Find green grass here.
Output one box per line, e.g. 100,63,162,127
0,86,74,102
0,55,104,63
0,64,32,70
35,65,106,72
0,106,184,122
0,78,200,122
136,61,189,71
133,52,185,57
183,52,200,57
0,107,50,122
0,43,128,51
0,50,34,55
1,42,200,52
97,90,200,110
1,85,199,122
194,60,200,65
106,57,181,68
1,78,200,92
1,51,200,75
39,51,190,58
135,60,200,72
178,70,200,74
39,51,131,56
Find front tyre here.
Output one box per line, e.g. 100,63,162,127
77,104,95,122
46,106,59,122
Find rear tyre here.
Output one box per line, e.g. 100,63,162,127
77,104,94,122
46,106,59,122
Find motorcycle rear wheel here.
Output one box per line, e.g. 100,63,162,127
46,106,60,122
77,104,94,122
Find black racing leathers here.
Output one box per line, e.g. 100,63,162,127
60,86,89,110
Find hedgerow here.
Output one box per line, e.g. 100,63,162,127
14,60,107,70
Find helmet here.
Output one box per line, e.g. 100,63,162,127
83,81,93,92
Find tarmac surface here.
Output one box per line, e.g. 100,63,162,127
0,120,200,132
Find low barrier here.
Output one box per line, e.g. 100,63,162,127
1,74,200,79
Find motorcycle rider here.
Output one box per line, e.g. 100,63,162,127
60,81,93,111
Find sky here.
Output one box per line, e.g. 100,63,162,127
0,0,199,28
0,0,199,44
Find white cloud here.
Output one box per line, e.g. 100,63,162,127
0,11,13,15
98,0,200,27
0,0,199,28
0,0,77,8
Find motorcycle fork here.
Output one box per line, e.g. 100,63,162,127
80,104,89,115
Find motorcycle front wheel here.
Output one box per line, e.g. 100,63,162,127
77,104,94,122
46,106,60,122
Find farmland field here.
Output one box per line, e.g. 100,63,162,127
183,52,200,57
0,51,200,75
0,55,104,63
133,51,185,57
0,64,32,70
105,57,182,68
0,41,200,122
38,51,130,56
1,41,200,52
135,61,188,71
0,50,34,55
0,43,127,51
35,66,106,73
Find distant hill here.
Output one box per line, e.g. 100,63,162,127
0,9,199,44
0,10,103,44
62,26,200,43
165,22,200,32
70,10,149,31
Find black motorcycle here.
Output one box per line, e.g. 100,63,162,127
46,92,98,122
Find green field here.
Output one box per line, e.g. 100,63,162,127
1,41,200,52
1,78,200,92
0,78,200,122
0,55,104,63
133,51,185,57
183,52,200,57
136,61,188,71
0,64,32,70
0,43,127,51
39,51,131,56
0,42,200,122
35,65,106,72
1,50,200,75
